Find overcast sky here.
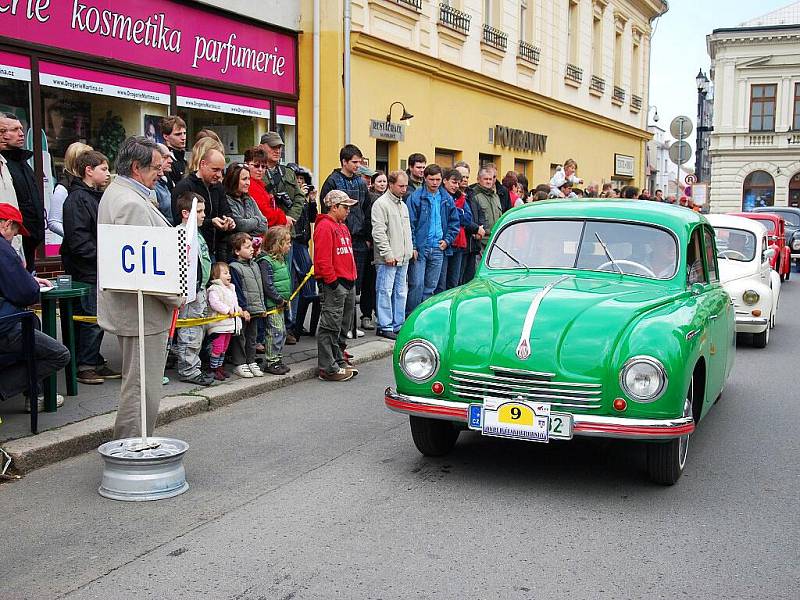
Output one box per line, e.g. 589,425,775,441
648,0,793,147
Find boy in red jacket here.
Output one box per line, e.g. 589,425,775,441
313,190,359,381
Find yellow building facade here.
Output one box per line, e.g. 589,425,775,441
299,0,667,188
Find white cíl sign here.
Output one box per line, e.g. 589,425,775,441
692,183,708,206
98,225,187,296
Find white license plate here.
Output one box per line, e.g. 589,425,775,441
468,400,573,442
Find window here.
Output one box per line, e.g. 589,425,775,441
793,82,800,131
514,158,531,181
742,170,775,211
276,105,297,164
687,229,706,285
613,29,623,86
435,148,457,168
749,84,777,132
592,15,603,75
479,153,499,170
714,227,757,262
703,227,719,283
631,40,641,95
520,0,533,42
484,0,492,26
567,1,580,64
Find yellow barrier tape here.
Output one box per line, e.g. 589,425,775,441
72,267,316,328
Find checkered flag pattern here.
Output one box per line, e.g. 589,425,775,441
177,227,188,297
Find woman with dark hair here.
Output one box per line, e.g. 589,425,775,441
369,171,387,201
502,171,521,207
223,163,267,239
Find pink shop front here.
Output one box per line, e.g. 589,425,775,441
0,0,298,260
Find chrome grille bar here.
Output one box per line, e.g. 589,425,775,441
451,375,600,396
451,369,601,389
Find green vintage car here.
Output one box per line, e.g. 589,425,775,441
385,200,735,485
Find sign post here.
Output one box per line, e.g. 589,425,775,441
669,116,694,198
96,224,190,501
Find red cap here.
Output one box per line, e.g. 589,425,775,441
0,203,30,236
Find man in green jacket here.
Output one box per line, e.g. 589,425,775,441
472,165,502,249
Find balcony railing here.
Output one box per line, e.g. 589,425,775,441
482,24,508,52
396,0,422,10
790,134,800,145
613,86,626,103
590,75,605,94
439,3,470,34
749,134,774,146
631,94,642,112
565,63,583,84
517,40,540,65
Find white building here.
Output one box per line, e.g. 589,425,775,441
707,2,800,212
646,124,672,193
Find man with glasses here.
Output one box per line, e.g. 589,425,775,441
0,113,44,271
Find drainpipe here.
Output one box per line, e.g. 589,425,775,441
343,0,352,143
313,0,321,185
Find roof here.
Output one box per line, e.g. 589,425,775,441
740,1,800,27
503,199,705,233
706,213,768,235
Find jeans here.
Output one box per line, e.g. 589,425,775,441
0,321,70,400
406,247,444,316
436,248,464,293
230,318,258,366
175,290,207,378
75,284,105,370
264,312,287,365
317,282,355,373
284,243,295,331
375,263,409,333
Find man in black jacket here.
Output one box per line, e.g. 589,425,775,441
171,147,234,260
160,115,187,186
0,113,44,271
0,203,69,410
61,150,121,385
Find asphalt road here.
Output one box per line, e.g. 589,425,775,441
2,285,799,599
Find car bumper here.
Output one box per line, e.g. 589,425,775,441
735,316,769,333
385,388,695,440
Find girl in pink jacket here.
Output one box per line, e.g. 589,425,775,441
206,262,242,380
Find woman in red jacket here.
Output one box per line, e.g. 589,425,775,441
244,147,287,228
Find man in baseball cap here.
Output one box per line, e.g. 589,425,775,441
260,131,284,147
0,202,30,237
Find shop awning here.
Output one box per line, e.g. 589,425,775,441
176,86,270,119
38,62,170,105
0,50,31,82
276,105,296,125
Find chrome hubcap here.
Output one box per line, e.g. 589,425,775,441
678,394,692,469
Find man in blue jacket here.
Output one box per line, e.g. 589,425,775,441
0,204,70,411
405,164,460,316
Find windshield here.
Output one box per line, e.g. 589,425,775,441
487,219,678,279
774,211,800,227
754,218,776,232
713,227,757,262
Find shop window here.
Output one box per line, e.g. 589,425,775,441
276,105,297,165
0,78,31,135
749,84,777,132
435,148,457,168
790,172,800,208
514,159,531,180
39,62,170,172
479,153,500,171
177,86,270,163
741,170,775,211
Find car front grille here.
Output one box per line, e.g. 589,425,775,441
449,366,602,409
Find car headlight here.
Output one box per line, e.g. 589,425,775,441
620,356,667,403
742,290,760,305
792,239,800,251
399,340,439,382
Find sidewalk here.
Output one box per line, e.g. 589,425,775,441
0,329,394,473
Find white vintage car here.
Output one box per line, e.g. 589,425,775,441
707,214,780,348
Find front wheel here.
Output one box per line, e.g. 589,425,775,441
647,389,692,485
409,416,460,456
752,325,770,348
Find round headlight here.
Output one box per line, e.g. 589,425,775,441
399,340,439,382
742,290,760,305
792,239,800,251
620,356,667,403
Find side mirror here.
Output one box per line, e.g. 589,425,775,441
764,248,776,261
690,282,705,296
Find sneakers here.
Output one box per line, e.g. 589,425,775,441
344,365,359,378
376,330,397,340
360,316,375,330
179,372,215,386
285,334,298,345
234,364,254,378
248,362,265,377
95,365,121,379
263,362,285,375
25,394,65,412
209,367,228,381
346,329,365,339
276,362,291,374
77,369,104,385
318,368,354,382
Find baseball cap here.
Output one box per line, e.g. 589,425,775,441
0,203,30,236
260,131,284,147
324,190,358,208
356,164,377,177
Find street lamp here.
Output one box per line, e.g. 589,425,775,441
386,101,414,123
648,105,659,123
695,69,711,184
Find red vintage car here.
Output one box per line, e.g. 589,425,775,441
732,212,792,281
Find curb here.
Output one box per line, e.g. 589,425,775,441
3,340,394,474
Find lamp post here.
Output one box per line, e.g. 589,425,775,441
695,69,711,183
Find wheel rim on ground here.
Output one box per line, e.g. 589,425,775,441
678,389,692,469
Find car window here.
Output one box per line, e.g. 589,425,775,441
774,211,800,227
755,218,776,232
687,228,706,285
714,227,756,262
486,219,678,279
703,227,720,282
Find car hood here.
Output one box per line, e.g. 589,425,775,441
411,273,682,380
718,259,758,284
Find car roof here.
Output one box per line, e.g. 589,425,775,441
503,200,705,235
753,206,800,215
731,211,783,223
706,213,768,235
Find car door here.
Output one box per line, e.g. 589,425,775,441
701,225,732,403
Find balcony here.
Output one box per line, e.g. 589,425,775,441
565,63,583,86
589,75,605,96
395,0,422,10
749,134,774,146
482,24,508,52
439,3,470,34
631,94,642,113
612,85,626,105
517,40,540,66
789,134,800,145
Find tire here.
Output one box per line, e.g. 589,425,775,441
409,416,460,457
752,325,769,348
647,385,692,485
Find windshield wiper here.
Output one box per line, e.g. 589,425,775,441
594,232,623,274
493,243,530,270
